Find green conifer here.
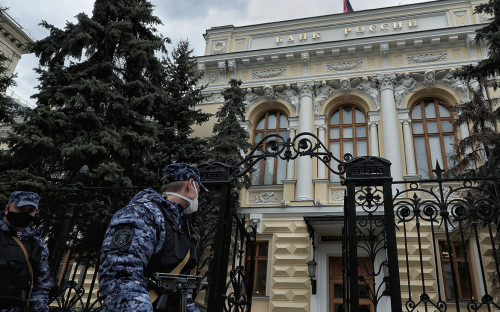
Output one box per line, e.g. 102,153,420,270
2,0,172,187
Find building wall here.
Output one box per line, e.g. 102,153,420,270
0,10,32,78
196,1,497,311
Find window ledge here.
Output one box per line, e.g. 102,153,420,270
252,295,270,300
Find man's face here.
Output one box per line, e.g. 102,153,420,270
5,202,37,217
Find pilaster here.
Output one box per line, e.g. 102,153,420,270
398,109,419,179
467,34,477,60
228,59,237,80
380,44,389,68
301,52,310,76
287,117,299,181
197,63,206,85
367,111,380,157
218,61,226,84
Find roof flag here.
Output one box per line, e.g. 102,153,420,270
344,0,354,13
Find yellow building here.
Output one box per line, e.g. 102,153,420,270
0,9,33,142
195,0,500,311
0,10,32,77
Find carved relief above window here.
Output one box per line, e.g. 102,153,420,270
208,74,219,84
210,39,228,55
252,68,286,80
234,38,246,52
249,191,283,204
202,93,224,103
326,60,363,72
407,51,448,64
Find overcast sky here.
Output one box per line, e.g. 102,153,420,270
4,0,434,107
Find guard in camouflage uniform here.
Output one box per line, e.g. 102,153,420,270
0,191,50,312
99,163,206,312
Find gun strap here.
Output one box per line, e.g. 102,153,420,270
149,249,191,304
12,235,34,312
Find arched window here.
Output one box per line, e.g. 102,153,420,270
328,104,368,182
411,98,457,178
252,111,289,185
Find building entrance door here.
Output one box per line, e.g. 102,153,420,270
329,257,374,312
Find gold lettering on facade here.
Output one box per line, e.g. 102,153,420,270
393,21,403,29
275,18,418,45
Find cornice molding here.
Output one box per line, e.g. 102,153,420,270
204,0,481,38
197,24,483,68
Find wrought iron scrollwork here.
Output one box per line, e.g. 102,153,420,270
393,164,500,312
232,132,346,180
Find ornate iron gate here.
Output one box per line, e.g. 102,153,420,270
342,156,402,312
26,130,500,312
198,162,257,312
341,156,500,312
392,164,500,312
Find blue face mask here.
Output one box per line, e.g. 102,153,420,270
163,182,199,214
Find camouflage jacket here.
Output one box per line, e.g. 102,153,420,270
0,212,50,312
98,188,199,312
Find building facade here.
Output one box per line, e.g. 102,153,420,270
194,1,499,311
0,10,32,79
0,10,33,142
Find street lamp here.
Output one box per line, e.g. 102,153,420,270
307,259,317,295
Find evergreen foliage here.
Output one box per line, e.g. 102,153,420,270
0,50,23,124
1,0,172,188
193,79,251,302
453,0,500,175
449,81,500,177
456,0,500,89
150,40,211,168
209,79,251,166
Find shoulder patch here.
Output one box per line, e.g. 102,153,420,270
111,227,134,250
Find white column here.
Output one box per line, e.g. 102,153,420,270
316,125,327,179
369,122,380,157
459,119,472,168
314,115,328,179
377,73,404,182
286,126,297,180
401,119,417,176
367,111,380,157
460,123,470,140
296,81,315,200
398,109,418,177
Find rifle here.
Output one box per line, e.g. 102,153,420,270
148,273,203,312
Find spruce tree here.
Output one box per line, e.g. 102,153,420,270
449,81,499,177
151,40,210,168
210,79,251,165
1,0,171,188
0,49,24,124
193,79,251,303
457,0,500,89
454,0,500,174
